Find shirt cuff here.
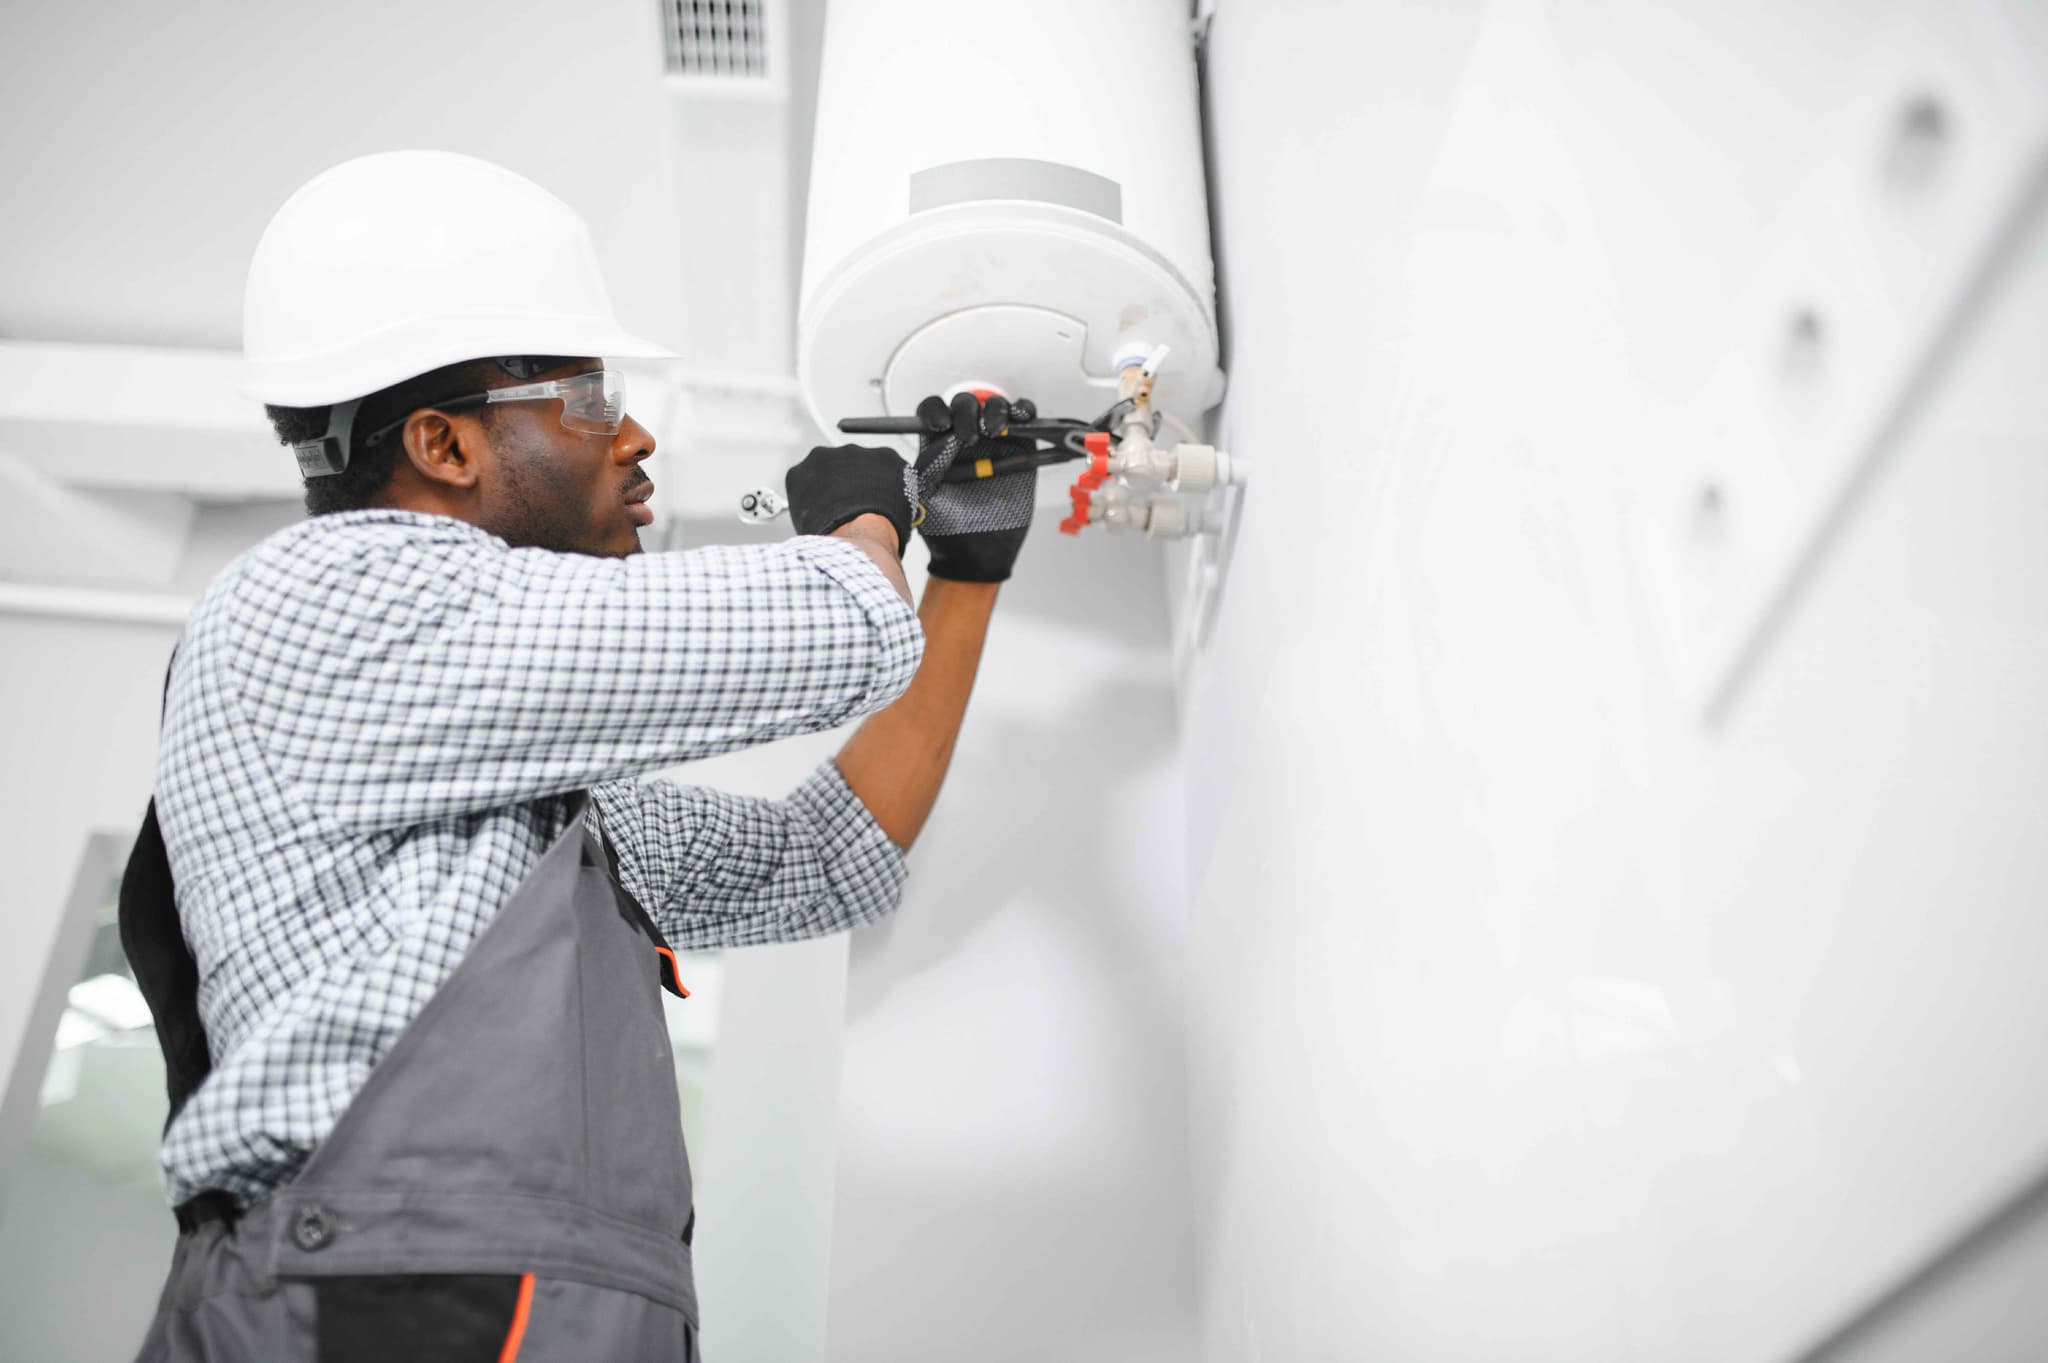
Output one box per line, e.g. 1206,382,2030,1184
790,536,924,713
786,756,909,931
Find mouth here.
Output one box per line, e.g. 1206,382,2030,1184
624,479,655,526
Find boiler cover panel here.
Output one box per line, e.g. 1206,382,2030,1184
799,0,1220,437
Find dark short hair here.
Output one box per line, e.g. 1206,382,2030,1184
266,355,573,516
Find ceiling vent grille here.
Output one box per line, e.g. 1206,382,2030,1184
663,0,769,78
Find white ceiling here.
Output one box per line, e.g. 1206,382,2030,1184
0,0,719,351
0,0,830,593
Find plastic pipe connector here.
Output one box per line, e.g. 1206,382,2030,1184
1171,443,1218,491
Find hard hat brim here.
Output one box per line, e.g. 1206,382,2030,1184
242,312,681,408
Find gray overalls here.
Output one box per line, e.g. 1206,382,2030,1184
122,791,702,1361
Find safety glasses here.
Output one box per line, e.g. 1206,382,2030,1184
475,368,627,434
357,368,629,450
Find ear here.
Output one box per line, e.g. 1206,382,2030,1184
398,408,484,490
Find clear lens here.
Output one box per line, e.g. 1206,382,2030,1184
482,370,628,435
558,369,626,434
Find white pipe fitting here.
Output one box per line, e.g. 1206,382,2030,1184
1107,436,1238,494
1144,496,1199,539
1109,427,1181,488
1171,443,1219,491
1094,485,1204,539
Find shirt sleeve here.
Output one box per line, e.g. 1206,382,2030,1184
589,758,909,948
221,518,923,831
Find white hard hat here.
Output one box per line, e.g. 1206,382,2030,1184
243,149,676,408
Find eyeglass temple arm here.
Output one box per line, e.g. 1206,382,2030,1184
360,392,492,449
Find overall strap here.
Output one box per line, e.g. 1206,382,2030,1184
593,816,691,1000
116,650,215,1128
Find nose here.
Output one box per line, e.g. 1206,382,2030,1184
616,414,654,465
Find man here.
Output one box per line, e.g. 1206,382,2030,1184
122,151,1037,1360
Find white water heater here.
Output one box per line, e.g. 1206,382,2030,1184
798,0,1223,455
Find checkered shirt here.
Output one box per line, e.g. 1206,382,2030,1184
153,509,923,1208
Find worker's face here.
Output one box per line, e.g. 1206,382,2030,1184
471,358,657,558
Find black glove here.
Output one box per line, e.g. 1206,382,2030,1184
784,444,915,557
906,392,1036,582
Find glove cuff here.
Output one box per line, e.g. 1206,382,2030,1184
923,526,1028,583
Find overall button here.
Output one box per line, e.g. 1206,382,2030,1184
292,1205,337,1252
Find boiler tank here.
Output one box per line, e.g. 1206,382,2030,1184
797,0,1223,451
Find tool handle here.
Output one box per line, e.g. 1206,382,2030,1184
837,418,1089,442
835,416,928,434
937,446,1082,483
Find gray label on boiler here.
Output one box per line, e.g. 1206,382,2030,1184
909,158,1123,224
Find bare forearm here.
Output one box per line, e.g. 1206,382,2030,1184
829,513,910,604
834,576,998,849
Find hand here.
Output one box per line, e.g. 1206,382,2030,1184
905,393,1037,583
784,444,915,558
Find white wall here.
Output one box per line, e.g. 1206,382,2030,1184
824,525,1197,1363
1184,1,2048,1360
0,612,183,1360
0,615,182,1168
677,721,855,1363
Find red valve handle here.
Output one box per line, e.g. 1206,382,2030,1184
1080,432,1112,489
1061,481,1092,536
1061,433,1115,535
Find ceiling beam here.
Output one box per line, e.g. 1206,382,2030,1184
0,341,292,500
0,340,821,537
